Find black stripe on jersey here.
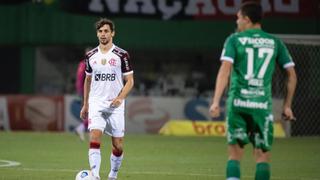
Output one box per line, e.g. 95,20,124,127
84,48,98,74
112,47,133,73
84,56,92,74
86,47,98,59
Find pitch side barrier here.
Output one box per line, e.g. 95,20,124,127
0,95,288,137
159,120,285,137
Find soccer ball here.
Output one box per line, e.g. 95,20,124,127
75,170,94,180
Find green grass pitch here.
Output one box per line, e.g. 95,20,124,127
0,132,319,180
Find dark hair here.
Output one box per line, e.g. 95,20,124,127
95,18,115,32
240,1,263,24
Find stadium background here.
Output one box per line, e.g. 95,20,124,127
0,0,319,136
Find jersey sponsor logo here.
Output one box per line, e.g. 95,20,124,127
241,88,265,96
233,98,268,109
238,37,275,47
248,78,264,87
95,73,116,81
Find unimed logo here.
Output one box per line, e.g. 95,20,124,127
95,73,116,81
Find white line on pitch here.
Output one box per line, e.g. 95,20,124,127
0,160,21,167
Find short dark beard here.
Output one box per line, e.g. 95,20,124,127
100,39,108,45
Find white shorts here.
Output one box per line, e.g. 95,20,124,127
88,103,125,137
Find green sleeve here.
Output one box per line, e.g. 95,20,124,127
277,39,295,68
220,34,236,63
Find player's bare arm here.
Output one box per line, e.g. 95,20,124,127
80,75,92,119
209,61,232,118
110,73,134,108
282,67,297,121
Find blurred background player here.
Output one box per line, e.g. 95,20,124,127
209,2,297,180
75,47,92,141
80,18,134,180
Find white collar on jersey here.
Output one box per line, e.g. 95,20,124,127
98,44,115,54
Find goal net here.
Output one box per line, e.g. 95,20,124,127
273,34,320,136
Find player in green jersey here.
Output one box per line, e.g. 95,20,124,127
209,2,297,180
